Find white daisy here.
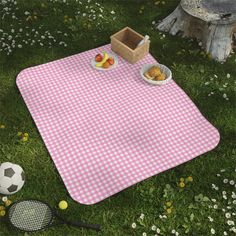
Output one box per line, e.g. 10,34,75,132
208,216,214,222
151,225,157,231
227,220,234,226
225,213,231,218
156,228,161,233
2,196,8,202
140,213,145,220
131,223,136,229
211,228,215,234
142,232,147,236
223,179,228,184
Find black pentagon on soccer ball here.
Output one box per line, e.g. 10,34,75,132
7,184,18,193
21,171,25,181
4,168,15,178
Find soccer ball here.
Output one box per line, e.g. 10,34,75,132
0,162,25,195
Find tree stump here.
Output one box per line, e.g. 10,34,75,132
157,0,236,62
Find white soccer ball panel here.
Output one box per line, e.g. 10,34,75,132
16,180,24,192
12,164,23,174
0,176,13,188
0,168,4,179
0,162,13,170
11,173,23,184
0,185,9,195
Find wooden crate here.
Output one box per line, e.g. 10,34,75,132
110,27,150,64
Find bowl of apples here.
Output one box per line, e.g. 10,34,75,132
91,51,118,71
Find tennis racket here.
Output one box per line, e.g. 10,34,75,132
7,200,101,232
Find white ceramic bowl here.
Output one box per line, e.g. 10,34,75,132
140,63,172,85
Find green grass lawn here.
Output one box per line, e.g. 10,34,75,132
0,0,236,235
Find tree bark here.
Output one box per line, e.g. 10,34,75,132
157,0,236,62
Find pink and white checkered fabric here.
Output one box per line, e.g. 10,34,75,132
17,44,220,204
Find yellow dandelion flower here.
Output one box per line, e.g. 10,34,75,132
207,54,212,60
0,206,5,211
26,16,32,21
179,182,185,188
5,200,12,207
187,176,193,182
22,136,28,142
166,208,172,214
0,210,6,217
17,132,22,136
23,133,29,137
0,124,5,129
166,201,172,207
180,177,185,182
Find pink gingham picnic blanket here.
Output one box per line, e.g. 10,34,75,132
17,44,220,204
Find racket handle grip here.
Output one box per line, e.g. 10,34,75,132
70,221,101,231
80,222,101,231
56,212,101,231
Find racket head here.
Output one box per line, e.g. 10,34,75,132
7,199,54,232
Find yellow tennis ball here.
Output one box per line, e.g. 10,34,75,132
58,200,68,210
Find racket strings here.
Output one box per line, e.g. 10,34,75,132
8,200,53,232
